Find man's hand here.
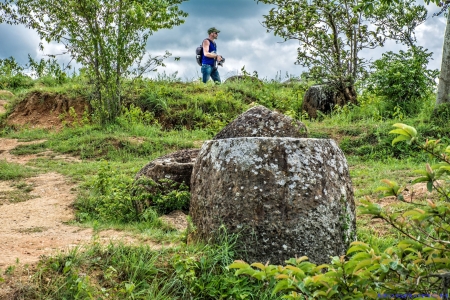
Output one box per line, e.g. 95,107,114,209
217,55,223,62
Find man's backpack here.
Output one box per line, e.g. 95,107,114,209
196,39,216,66
195,44,203,66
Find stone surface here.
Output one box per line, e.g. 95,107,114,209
302,84,357,118
213,105,307,140
302,84,337,118
190,137,356,265
132,148,200,214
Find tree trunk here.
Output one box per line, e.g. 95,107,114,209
436,12,450,106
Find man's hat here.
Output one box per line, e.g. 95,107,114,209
208,27,220,34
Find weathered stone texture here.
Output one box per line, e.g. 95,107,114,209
135,148,200,184
302,85,336,118
213,105,307,140
190,137,355,265
302,84,357,118
132,148,199,214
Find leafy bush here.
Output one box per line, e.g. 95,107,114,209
132,177,191,215
76,160,138,223
27,56,69,85
366,47,438,116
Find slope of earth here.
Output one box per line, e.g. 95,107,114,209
5,90,88,130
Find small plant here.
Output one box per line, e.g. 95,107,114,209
116,104,155,127
76,160,137,223
60,106,89,128
132,177,190,215
366,47,439,116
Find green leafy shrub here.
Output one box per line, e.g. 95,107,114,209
0,57,34,90
76,160,138,223
366,47,438,116
27,56,69,85
132,177,190,215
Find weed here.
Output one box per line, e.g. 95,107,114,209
0,160,38,180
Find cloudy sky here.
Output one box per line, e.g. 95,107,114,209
0,0,447,81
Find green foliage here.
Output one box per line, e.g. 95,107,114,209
170,231,274,299
366,47,439,116
9,141,48,155
256,0,426,104
0,57,34,90
431,102,450,128
0,160,38,180
76,160,138,223
25,244,170,299
132,177,191,215
0,0,187,123
17,233,274,299
27,55,69,86
116,104,155,128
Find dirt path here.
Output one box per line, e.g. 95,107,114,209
0,138,180,270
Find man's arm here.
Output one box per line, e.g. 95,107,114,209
202,39,222,61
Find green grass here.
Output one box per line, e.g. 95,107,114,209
1,75,450,299
8,236,275,300
0,160,39,180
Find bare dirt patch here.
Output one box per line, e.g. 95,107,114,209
0,172,165,270
376,181,440,208
0,139,48,165
6,91,89,130
160,210,189,231
0,138,83,165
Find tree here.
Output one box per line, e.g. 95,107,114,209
436,12,450,107
0,0,187,123
256,0,427,105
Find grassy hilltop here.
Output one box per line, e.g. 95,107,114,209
0,73,450,299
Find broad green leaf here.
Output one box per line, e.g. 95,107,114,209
229,261,250,269
251,262,266,270
389,128,411,137
427,180,433,192
392,134,411,145
285,265,305,276
272,279,290,294
353,259,373,273
426,258,450,265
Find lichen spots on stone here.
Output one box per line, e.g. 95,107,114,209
190,137,356,265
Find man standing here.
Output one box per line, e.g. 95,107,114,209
201,27,223,83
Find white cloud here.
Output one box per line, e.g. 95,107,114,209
0,0,446,81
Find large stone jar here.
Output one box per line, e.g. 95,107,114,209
189,137,356,264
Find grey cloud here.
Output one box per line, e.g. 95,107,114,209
0,0,446,81
0,24,40,64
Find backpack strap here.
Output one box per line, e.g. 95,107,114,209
203,38,216,48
